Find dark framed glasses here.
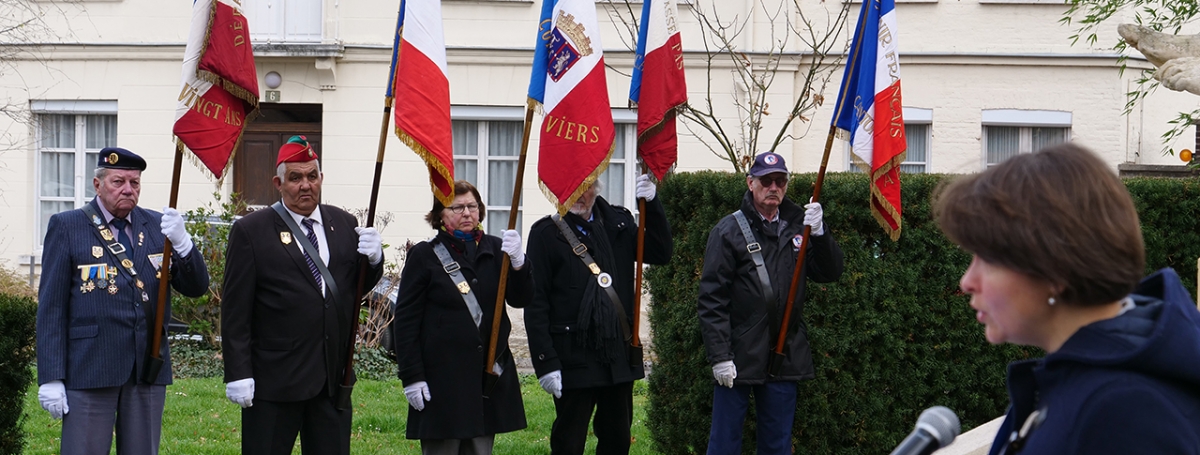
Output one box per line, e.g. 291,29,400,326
757,175,788,188
446,204,480,214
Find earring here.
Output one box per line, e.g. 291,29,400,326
1048,297,1056,306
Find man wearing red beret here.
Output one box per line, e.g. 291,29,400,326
220,136,384,455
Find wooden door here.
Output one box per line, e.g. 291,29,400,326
233,104,322,209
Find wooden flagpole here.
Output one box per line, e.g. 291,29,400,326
484,105,534,397
143,141,185,384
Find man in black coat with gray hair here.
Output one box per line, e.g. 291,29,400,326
525,174,672,455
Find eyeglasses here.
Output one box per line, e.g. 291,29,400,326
446,204,480,214
758,175,788,188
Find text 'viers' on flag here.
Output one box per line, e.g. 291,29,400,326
174,0,259,180
392,0,454,206
629,0,687,181
832,0,905,240
528,0,615,215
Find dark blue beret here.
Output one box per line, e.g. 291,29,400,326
97,147,146,171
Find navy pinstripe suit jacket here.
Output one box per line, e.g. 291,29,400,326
37,199,210,389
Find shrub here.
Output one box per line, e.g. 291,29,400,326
0,291,37,455
170,338,224,379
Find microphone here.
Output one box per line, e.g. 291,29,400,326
888,406,961,455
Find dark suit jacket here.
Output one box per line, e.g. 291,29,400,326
37,199,209,388
221,203,383,402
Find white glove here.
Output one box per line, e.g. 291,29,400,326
804,201,825,236
38,380,68,419
160,207,194,257
635,173,657,201
404,381,432,411
538,370,562,398
712,360,737,388
225,378,254,408
501,230,525,269
355,227,383,266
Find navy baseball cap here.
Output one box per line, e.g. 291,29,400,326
97,147,147,171
748,152,788,177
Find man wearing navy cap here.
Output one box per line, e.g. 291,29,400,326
35,147,210,455
697,151,844,454
221,135,384,455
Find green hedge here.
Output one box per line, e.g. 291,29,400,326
0,294,37,455
644,171,1200,454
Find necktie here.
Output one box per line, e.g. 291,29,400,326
110,218,133,253
300,218,324,289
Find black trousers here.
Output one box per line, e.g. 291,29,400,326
550,382,634,455
241,387,351,455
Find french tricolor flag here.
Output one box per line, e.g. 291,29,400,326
173,0,259,180
529,0,616,215
832,0,906,240
629,0,687,181
392,0,454,206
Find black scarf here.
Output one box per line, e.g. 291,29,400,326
565,210,624,364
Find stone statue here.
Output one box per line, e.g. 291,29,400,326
1119,24,1200,96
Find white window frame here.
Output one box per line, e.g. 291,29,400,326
600,109,639,210
844,107,932,174
900,107,932,174
32,100,118,247
451,105,525,234
247,0,323,44
981,109,1072,169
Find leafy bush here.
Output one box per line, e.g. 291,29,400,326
0,291,37,455
170,338,224,379
175,192,246,349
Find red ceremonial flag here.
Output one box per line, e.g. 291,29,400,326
528,0,616,214
629,0,687,181
173,0,259,180
831,0,904,240
391,0,454,206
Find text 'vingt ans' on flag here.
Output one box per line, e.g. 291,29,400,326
529,0,616,215
391,0,454,206
832,0,905,241
629,0,687,181
173,0,259,181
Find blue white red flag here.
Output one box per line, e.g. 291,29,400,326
529,0,616,215
832,0,905,240
173,0,258,181
391,0,454,206
629,0,687,181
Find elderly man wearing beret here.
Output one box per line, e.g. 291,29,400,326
221,135,384,455
35,147,210,455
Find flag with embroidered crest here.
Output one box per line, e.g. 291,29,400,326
528,0,616,215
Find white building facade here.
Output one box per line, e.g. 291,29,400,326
2,0,1194,275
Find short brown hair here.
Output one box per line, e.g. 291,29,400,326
424,180,486,230
933,142,1144,306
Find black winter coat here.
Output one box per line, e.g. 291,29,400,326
526,196,672,389
697,192,843,384
393,230,533,440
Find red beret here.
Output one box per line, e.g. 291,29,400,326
276,135,318,166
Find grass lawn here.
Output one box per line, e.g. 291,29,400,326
22,375,658,455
